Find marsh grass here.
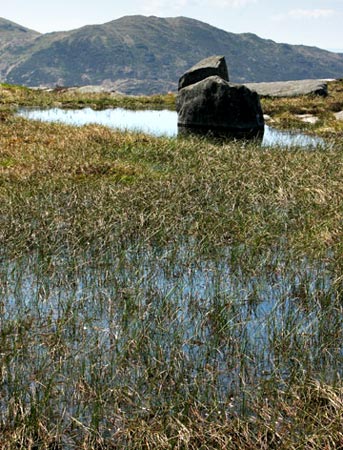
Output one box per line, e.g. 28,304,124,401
1,86,343,448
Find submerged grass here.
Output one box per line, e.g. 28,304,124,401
1,85,343,448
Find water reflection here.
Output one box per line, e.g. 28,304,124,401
17,107,324,147
2,242,338,408
178,124,264,142
18,107,178,137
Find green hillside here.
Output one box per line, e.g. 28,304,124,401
1,15,343,94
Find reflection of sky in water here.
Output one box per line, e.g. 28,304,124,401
262,124,323,148
18,107,324,147
19,107,178,137
4,244,335,398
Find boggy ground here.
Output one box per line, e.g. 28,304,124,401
1,82,343,449
261,79,343,137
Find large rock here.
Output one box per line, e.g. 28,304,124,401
245,79,328,97
178,55,229,91
177,75,264,138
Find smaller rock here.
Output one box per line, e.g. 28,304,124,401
245,79,328,97
178,55,229,91
295,114,319,124
334,111,343,121
68,85,116,94
263,114,274,123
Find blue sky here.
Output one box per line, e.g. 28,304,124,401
2,0,342,51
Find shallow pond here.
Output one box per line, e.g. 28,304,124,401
17,107,323,147
1,242,341,420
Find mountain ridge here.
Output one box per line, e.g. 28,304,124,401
1,15,343,94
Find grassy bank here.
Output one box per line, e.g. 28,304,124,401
1,85,343,448
0,83,176,111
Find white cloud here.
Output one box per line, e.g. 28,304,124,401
274,9,335,21
207,0,256,6
289,9,335,19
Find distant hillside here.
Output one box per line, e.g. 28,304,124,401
1,15,343,94
0,18,40,80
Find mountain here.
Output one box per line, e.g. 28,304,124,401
0,18,41,79
1,15,343,94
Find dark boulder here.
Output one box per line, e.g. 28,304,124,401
177,75,264,139
178,55,229,91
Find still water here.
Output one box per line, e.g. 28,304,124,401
2,240,340,425
18,107,323,147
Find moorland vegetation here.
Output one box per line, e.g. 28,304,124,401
1,81,343,449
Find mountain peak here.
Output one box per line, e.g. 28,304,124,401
0,17,40,34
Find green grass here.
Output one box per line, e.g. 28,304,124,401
1,85,343,448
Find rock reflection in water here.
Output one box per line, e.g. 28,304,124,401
177,124,264,142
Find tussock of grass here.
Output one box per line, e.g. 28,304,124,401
1,115,342,257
